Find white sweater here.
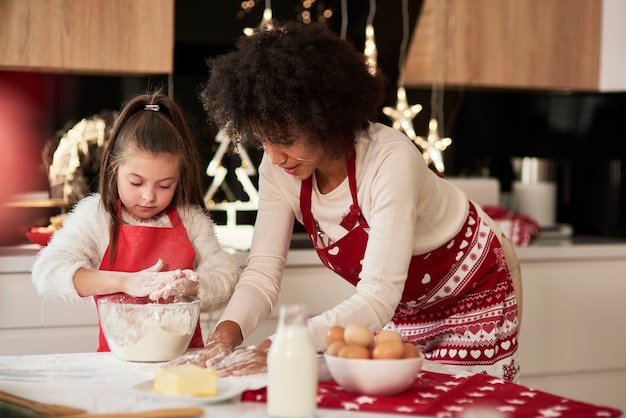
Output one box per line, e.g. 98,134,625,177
219,122,476,349
31,194,241,313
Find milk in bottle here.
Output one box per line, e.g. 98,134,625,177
267,304,317,417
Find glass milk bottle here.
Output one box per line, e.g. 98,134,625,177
267,304,317,418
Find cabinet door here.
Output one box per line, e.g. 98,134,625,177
0,273,98,329
405,0,610,90
0,272,99,355
0,0,173,74
243,266,356,346
518,258,626,375
517,258,626,410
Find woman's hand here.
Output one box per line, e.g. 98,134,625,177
163,339,233,368
211,346,268,377
162,321,263,376
209,337,271,377
164,342,268,377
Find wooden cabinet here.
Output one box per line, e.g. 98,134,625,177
405,0,626,91
0,0,174,74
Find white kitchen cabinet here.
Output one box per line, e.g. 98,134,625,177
516,251,626,410
0,247,355,355
0,271,99,355
242,264,356,346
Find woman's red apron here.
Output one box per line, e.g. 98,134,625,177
94,204,204,352
300,150,520,381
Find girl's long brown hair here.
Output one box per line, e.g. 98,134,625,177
98,89,206,264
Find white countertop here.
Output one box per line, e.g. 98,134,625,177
0,352,438,418
1,352,621,418
2,236,626,274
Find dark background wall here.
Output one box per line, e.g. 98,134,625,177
3,0,625,239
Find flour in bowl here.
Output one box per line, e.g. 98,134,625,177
99,297,200,362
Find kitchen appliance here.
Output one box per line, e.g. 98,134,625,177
444,177,500,207
511,157,557,227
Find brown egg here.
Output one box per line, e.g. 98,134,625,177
338,344,371,359
326,325,346,345
373,330,403,346
343,324,372,347
326,341,347,357
402,342,421,358
372,340,405,360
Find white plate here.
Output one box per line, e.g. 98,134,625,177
134,379,248,404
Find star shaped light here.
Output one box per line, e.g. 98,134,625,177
382,86,422,140
413,118,452,173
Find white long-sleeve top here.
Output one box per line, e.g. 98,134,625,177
219,122,483,349
31,194,241,313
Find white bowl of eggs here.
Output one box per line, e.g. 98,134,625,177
324,324,424,396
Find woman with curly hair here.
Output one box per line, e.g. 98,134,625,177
171,21,523,382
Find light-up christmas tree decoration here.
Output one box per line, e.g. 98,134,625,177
204,129,259,250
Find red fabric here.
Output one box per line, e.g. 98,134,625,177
241,370,622,417
300,151,519,380
482,205,541,246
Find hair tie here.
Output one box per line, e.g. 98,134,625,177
144,104,160,112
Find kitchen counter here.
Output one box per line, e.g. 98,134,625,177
0,352,409,418
2,238,626,410
2,235,626,273
0,352,621,417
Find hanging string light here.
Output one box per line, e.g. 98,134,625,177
413,0,452,173
382,0,422,141
339,0,348,39
363,0,377,73
243,0,273,35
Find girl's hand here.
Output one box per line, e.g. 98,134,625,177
148,269,199,301
124,259,184,297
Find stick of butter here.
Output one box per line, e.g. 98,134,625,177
153,364,217,396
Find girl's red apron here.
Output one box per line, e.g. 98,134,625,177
300,150,520,381
94,204,204,352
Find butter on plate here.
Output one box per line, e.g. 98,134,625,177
153,364,217,396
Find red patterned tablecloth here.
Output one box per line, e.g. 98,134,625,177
242,370,622,417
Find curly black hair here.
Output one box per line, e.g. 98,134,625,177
200,21,388,159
